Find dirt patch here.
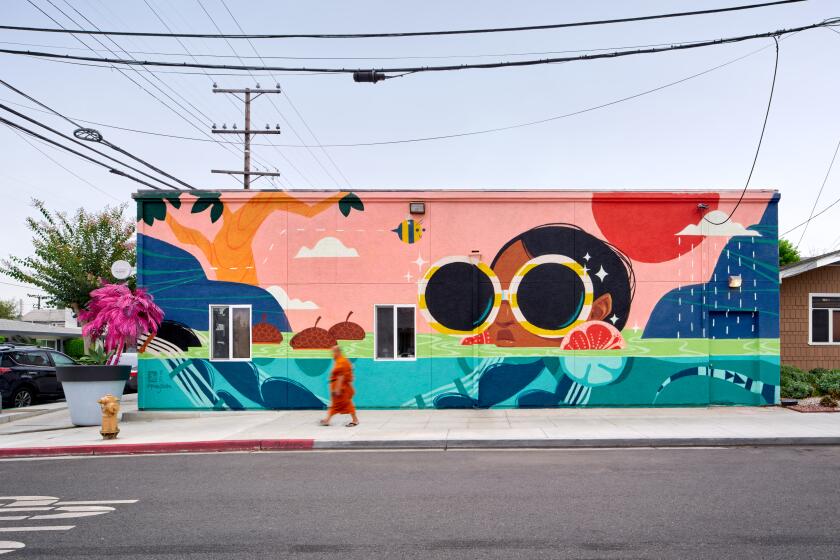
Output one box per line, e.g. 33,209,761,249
787,397,840,413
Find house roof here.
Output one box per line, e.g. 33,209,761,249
780,249,840,280
21,308,66,323
0,319,81,339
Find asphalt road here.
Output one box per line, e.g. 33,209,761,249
1,446,839,559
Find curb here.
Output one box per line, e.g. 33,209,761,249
0,439,313,458
2,436,840,458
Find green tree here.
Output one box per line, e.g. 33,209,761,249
0,298,18,320
0,200,135,318
779,238,801,267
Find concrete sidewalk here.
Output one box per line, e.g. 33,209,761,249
2,398,840,457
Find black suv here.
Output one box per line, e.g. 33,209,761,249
0,344,77,408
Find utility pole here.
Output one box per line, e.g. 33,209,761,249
27,293,45,309
211,85,283,189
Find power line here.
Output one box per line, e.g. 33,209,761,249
195,0,327,188
0,77,193,189
26,0,261,173
0,37,728,61
0,20,833,75
796,135,840,249
782,134,840,237
0,115,163,190
0,1,808,40
215,0,352,188
7,127,122,202
0,39,780,149
705,37,780,226
0,101,185,190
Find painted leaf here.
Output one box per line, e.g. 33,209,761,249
209,201,224,223
338,192,364,217
139,201,167,227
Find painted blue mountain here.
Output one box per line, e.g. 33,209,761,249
137,234,290,332
643,201,779,339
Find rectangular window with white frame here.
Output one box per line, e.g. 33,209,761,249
209,305,252,360
810,294,840,344
374,305,416,360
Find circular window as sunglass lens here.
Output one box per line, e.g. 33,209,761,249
423,261,497,334
515,263,586,332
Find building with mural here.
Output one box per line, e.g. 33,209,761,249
133,189,780,410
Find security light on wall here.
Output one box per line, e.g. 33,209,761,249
409,202,425,215
728,275,742,289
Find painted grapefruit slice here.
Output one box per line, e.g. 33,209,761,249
559,321,625,351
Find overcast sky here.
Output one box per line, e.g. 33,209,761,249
1,0,839,313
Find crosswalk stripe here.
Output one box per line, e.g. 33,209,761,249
53,500,138,505
0,526,74,532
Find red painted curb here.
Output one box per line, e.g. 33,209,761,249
0,439,315,458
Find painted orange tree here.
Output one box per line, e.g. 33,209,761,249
138,191,364,284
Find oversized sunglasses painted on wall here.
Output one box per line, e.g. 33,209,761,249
418,255,593,337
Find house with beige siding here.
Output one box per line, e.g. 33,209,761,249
780,249,840,370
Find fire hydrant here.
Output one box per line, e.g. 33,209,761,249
98,394,121,440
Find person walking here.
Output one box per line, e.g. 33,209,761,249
320,345,359,427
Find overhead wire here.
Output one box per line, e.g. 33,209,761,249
216,0,352,188
5,127,122,202
0,1,808,39
0,38,783,149
193,0,323,188
0,19,834,75
0,102,184,190
0,37,731,61
27,0,263,178
139,0,294,188
0,116,163,190
0,77,193,189
705,37,780,225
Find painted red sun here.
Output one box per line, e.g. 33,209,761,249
591,192,719,263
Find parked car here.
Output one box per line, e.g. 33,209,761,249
0,344,77,408
120,352,138,393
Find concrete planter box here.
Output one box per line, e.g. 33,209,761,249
56,365,130,426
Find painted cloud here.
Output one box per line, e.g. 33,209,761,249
267,285,318,310
294,236,359,258
676,211,760,237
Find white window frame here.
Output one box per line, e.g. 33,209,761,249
808,293,840,345
208,304,253,361
373,304,417,362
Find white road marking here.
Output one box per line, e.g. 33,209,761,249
0,518,27,522
0,526,74,532
0,509,53,512
53,500,138,506
0,542,24,555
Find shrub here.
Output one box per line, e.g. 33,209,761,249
809,367,830,376
781,365,808,382
64,337,84,359
815,370,840,398
819,395,838,408
781,379,812,399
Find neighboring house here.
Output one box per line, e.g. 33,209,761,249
20,308,77,328
0,319,82,352
780,249,840,370
134,188,780,411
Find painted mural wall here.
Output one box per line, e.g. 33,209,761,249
134,189,780,410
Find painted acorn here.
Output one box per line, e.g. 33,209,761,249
328,311,365,341
289,316,337,349
253,313,283,344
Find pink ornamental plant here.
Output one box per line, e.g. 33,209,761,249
79,283,163,366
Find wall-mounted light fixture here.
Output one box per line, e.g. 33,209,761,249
409,201,425,215
728,275,742,289
469,250,481,264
